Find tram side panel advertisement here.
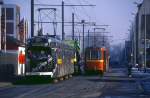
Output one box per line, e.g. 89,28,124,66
17,47,26,76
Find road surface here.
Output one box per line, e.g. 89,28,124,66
0,68,150,98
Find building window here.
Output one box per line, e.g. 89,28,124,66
1,8,5,17
1,8,5,33
6,8,14,20
6,22,14,34
141,15,150,39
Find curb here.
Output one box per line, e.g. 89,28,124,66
0,82,12,88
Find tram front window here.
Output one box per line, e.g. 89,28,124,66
91,50,101,60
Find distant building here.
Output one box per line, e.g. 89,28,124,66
0,0,3,5
125,41,132,63
138,0,150,67
18,18,28,43
138,0,150,48
0,3,21,50
131,0,150,67
1,4,20,39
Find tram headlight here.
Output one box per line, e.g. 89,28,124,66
57,58,62,65
71,58,77,64
71,59,74,64
48,39,52,43
73,58,77,62
100,60,104,63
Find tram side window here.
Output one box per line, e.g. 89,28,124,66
33,37,47,43
104,51,106,62
91,50,101,60
86,50,91,60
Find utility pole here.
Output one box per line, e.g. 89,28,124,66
94,28,96,47
79,33,80,45
53,8,57,36
31,0,34,37
62,1,65,40
82,20,85,54
88,30,90,47
72,13,74,40
0,4,1,51
102,30,106,46
4,8,6,52
144,8,147,72
102,29,105,46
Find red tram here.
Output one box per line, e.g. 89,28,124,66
85,47,109,74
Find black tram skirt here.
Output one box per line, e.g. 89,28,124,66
85,70,104,76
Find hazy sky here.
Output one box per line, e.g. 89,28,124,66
4,0,143,45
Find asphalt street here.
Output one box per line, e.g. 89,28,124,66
0,68,150,98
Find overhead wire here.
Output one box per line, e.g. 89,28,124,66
79,0,92,21
64,0,81,22
63,0,82,37
36,0,59,35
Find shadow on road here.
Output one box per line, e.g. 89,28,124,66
87,76,136,83
0,64,15,82
0,75,14,82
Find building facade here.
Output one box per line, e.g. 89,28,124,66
0,3,21,50
131,0,150,67
18,18,28,43
138,0,150,67
1,4,20,39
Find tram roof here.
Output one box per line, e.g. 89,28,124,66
28,35,61,43
28,36,75,49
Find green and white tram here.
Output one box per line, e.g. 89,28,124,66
26,36,76,78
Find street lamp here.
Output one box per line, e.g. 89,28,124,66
128,21,134,65
81,20,85,54
144,5,147,72
129,19,137,66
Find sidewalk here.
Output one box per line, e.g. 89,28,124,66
132,67,150,78
0,82,12,88
132,67,150,93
